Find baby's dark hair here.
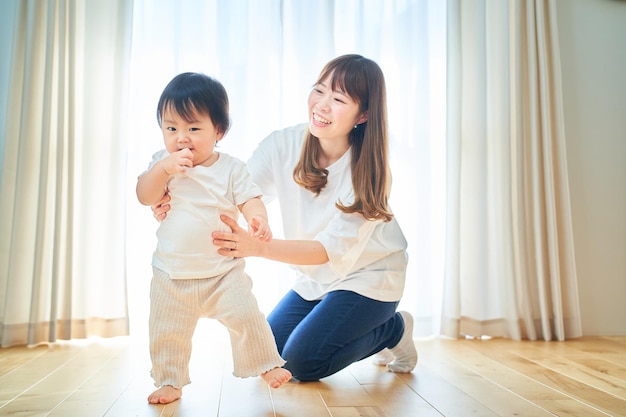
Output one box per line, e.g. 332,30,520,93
156,72,230,134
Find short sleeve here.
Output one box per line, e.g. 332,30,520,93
140,149,168,176
229,157,263,207
247,135,278,204
314,211,380,277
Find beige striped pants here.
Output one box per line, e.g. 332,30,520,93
149,264,285,388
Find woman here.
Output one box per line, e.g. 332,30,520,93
154,54,417,381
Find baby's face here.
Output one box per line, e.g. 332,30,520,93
161,107,223,167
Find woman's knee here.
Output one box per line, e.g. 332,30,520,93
281,344,331,381
283,357,326,381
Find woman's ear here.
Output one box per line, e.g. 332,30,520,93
357,112,368,124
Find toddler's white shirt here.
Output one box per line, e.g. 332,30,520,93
146,150,261,279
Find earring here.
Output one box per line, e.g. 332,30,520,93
354,124,358,129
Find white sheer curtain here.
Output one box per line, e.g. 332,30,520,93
0,0,132,347
125,0,448,337
442,0,582,341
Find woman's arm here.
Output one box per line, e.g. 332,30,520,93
212,214,329,265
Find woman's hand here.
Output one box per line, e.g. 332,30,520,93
151,193,171,222
213,214,266,258
214,215,329,265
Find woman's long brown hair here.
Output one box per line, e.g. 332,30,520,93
293,54,393,222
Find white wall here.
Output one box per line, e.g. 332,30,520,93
556,0,626,336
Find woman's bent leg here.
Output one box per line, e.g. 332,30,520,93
267,290,319,354
272,290,404,381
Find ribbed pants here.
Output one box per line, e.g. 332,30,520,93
149,264,285,388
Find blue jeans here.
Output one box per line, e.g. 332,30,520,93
267,289,404,381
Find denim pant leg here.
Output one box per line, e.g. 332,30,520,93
267,290,403,381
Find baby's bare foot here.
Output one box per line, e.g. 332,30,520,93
147,385,182,404
261,367,292,388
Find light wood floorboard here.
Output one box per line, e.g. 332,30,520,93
0,321,624,416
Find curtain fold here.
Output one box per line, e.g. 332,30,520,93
0,0,132,347
442,0,582,341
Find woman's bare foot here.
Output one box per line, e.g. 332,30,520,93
261,367,292,388
147,385,182,404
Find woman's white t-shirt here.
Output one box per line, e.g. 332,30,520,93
247,124,408,302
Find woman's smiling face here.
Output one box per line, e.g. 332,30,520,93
307,75,366,143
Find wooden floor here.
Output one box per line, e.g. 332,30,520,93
0,320,624,417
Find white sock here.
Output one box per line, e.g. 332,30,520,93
371,348,394,366
387,311,418,373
